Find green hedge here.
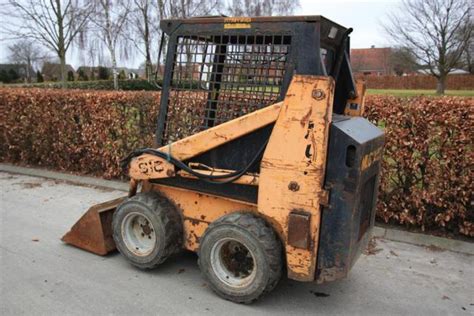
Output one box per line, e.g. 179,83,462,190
16,79,161,91
14,79,203,91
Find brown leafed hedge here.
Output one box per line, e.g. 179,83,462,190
1,88,472,237
365,96,473,237
0,89,160,178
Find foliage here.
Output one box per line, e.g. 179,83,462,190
15,79,160,91
1,88,160,178
13,78,205,91
67,70,75,81
8,69,19,82
77,69,89,81
0,70,13,83
1,88,472,237
365,96,473,237
118,70,126,80
98,66,110,80
36,70,44,83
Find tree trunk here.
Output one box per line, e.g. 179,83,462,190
113,70,118,90
145,55,152,82
436,75,446,95
102,0,118,90
111,51,118,90
59,50,67,87
143,3,152,82
26,57,31,83
55,0,66,88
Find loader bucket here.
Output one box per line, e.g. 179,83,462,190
62,196,127,255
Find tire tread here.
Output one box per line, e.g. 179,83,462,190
198,212,282,303
113,191,182,269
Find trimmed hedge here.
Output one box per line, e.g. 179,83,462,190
1,88,160,178
15,79,161,91
365,96,473,237
1,88,472,237
14,79,203,91
358,74,474,90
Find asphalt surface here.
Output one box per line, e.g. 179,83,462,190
1,172,473,315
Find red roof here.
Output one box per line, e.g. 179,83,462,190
350,47,392,74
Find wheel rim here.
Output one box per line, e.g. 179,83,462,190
210,238,257,288
121,212,157,256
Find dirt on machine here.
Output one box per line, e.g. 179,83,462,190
62,15,385,303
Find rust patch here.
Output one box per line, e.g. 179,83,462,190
287,269,312,281
192,232,200,244
311,89,325,100
316,266,347,284
288,181,300,192
186,218,201,226
300,107,312,127
62,196,126,255
287,211,311,249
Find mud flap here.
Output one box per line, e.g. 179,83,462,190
61,197,126,255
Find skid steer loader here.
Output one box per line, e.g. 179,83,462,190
62,15,384,303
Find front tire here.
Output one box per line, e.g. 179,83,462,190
198,213,282,303
112,192,182,269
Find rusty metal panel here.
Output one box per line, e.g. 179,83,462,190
129,155,176,180
344,80,367,117
154,184,262,252
288,211,311,249
258,75,335,282
61,197,126,255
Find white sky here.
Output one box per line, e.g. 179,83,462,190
0,0,402,69
297,0,401,48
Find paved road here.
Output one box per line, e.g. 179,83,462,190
1,172,473,315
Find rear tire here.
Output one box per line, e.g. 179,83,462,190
198,212,282,304
112,192,182,269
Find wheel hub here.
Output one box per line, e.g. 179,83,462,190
210,238,256,288
121,212,157,256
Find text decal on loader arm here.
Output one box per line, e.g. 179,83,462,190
224,17,251,29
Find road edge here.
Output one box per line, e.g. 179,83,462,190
1,163,473,255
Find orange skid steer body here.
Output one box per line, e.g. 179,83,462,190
62,16,384,303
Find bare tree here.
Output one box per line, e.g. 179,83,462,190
8,40,49,82
130,0,159,81
91,0,131,89
459,22,474,74
166,0,220,18
1,0,92,86
384,0,472,94
462,40,474,73
225,0,300,16
390,47,419,76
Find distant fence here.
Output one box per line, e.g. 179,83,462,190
357,74,474,90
